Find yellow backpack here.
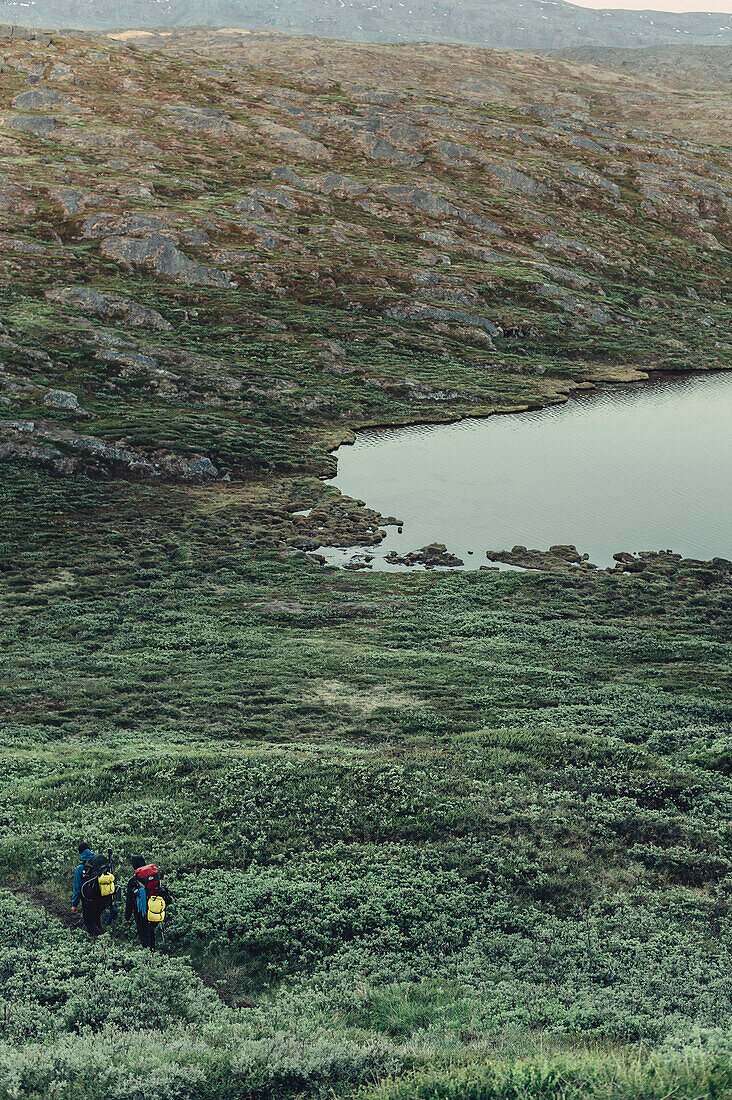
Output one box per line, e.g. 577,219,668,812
98,873,115,898
147,895,166,923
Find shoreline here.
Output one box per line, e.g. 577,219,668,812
316,363,732,570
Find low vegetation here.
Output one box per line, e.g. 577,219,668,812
0,25,730,1100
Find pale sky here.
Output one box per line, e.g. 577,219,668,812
566,0,732,11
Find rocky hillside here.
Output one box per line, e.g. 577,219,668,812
4,0,732,49
0,27,729,549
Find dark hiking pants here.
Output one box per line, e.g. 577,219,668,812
135,913,156,950
82,899,103,936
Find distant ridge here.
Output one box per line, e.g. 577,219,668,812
2,0,732,49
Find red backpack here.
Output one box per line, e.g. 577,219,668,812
134,864,160,896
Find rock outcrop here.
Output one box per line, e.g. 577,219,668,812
0,419,219,481
100,234,237,288
45,287,173,330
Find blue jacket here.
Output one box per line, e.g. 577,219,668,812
72,849,95,906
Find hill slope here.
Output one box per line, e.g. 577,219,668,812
3,0,732,48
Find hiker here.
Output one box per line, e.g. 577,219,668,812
71,842,115,936
125,855,170,951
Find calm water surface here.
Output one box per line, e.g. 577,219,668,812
322,371,732,570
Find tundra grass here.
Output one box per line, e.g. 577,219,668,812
0,466,731,1097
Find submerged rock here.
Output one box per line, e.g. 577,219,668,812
386,543,464,568
486,545,595,573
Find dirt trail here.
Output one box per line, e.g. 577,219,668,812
4,880,253,1007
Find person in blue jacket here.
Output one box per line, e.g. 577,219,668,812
71,841,103,936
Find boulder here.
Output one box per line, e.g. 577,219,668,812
534,263,591,290
351,132,423,166
271,166,313,189
100,234,237,288
13,88,67,110
379,184,504,235
537,284,611,325
259,123,332,162
164,106,238,136
486,545,595,573
45,286,173,331
81,213,173,239
248,187,299,210
561,162,621,198
385,543,464,568
314,173,368,197
385,301,502,337
43,389,80,410
5,115,58,135
434,140,475,164
535,232,609,266
484,162,548,197
0,235,46,255
52,188,103,217
0,418,218,481
234,196,267,217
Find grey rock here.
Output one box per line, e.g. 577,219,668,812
534,263,591,290
344,85,402,107
96,349,159,374
0,235,46,255
535,232,609,266
0,417,218,481
235,196,267,216
380,184,504,235
81,212,173,239
434,140,475,164
164,106,237,136
386,301,502,336
185,456,218,479
179,227,209,246
484,162,548,197
314,173,368,197
53,188,103,216
561,162,621,197
5,114,58,134
379,184,458,218
537,283,611,324
100,234,237,288
354,133,423,166
259,123,332,162
249,187,299,210
271,166,313,188
45,286,173,331
43,389,80,410
13,87,67,109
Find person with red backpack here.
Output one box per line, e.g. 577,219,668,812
125,855,171,951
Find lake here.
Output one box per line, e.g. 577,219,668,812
321,370,732,570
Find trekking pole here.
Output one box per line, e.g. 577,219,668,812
105,848,119,927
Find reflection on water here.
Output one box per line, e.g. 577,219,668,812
323,371,732,570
